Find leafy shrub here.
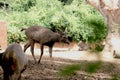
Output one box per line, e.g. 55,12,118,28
0,0,107,44
9,0,36,11
8,27,26,43
51,0,107,42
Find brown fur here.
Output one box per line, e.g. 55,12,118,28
22,26,70,63
0,43,28,80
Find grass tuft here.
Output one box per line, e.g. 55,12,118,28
85,61,102,74
59,64,80,77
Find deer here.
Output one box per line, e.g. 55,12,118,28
0,43,28,80
21,25,70,63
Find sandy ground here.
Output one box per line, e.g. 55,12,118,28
23,46,120,80
24,44,120,63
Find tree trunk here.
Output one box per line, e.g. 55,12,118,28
87,0,120,57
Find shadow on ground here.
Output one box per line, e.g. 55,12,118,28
8,55,120,80
0,55,120,80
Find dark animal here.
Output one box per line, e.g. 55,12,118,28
22,26,70,63
0,43,28,80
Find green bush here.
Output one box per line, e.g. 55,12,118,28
51,0,107,42
8,27,26,43
0,0,107,44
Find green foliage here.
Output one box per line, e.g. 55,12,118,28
85,61,102,73
8,0,36,11
94,45,104,52
0,0,63,43
59,61,120,79
0,0,107,43
59,61,102,77
86,15,107,42
51,0,107,42
111,75,120,80
8,27,26,43
59,64,80,77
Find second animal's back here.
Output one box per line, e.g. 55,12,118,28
2,43,27,72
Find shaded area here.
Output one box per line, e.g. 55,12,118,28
0,55,119,80
0,55,120,80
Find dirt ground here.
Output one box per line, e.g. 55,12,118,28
23,56,120,80
0,43,120,80
0,56,120,80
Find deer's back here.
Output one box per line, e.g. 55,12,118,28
25,26,59,43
